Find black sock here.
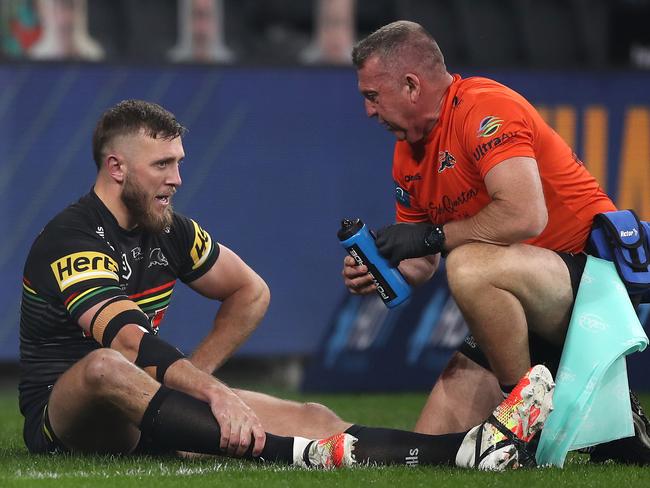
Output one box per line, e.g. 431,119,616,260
345,424,467,466
139,386,293,462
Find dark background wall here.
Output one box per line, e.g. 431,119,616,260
81,0,648,68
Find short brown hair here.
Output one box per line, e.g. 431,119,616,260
92,100,186,170
352,20,445,74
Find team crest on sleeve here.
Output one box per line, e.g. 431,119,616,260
190,220,213,270
477,116,503,138
394,182,411,208
50,251,119,291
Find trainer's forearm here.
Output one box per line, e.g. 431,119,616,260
190,278,270,374
443,198,546,251
398,255,439,287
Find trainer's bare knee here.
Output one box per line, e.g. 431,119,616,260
446,243,514,293
446,244,486,290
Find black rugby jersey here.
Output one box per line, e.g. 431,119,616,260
19,190,219,414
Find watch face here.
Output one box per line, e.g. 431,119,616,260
425,227,444,251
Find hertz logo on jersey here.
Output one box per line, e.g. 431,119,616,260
50,251,119,291
190,220,213,270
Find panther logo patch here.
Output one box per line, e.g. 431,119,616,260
438,151,456,173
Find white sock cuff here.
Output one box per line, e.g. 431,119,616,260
292,436,312,467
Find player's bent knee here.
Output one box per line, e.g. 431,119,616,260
83,348,131,389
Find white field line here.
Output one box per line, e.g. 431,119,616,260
10,463,304,480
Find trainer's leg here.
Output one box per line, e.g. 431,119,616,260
414,352,501,434
233,389,351,438
445,243,574,386
47,348,159,453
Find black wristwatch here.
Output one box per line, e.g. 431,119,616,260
424,225,446,255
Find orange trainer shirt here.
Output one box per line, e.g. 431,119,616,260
393,74,616,253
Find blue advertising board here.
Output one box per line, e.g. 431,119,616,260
302,264,650,392
0,64,649,391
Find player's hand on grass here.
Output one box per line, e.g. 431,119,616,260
208,387,266,457
342,255,377,295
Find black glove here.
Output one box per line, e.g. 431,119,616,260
375,223,445,267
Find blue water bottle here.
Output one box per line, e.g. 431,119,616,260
338,218,412,308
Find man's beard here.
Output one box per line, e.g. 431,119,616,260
121,175,173,234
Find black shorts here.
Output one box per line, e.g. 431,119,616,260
22,387,67,454
22,386,171,455
458,251,588,377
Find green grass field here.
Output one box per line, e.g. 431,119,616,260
1,388,649,487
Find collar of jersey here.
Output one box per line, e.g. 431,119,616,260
89,188,145,238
